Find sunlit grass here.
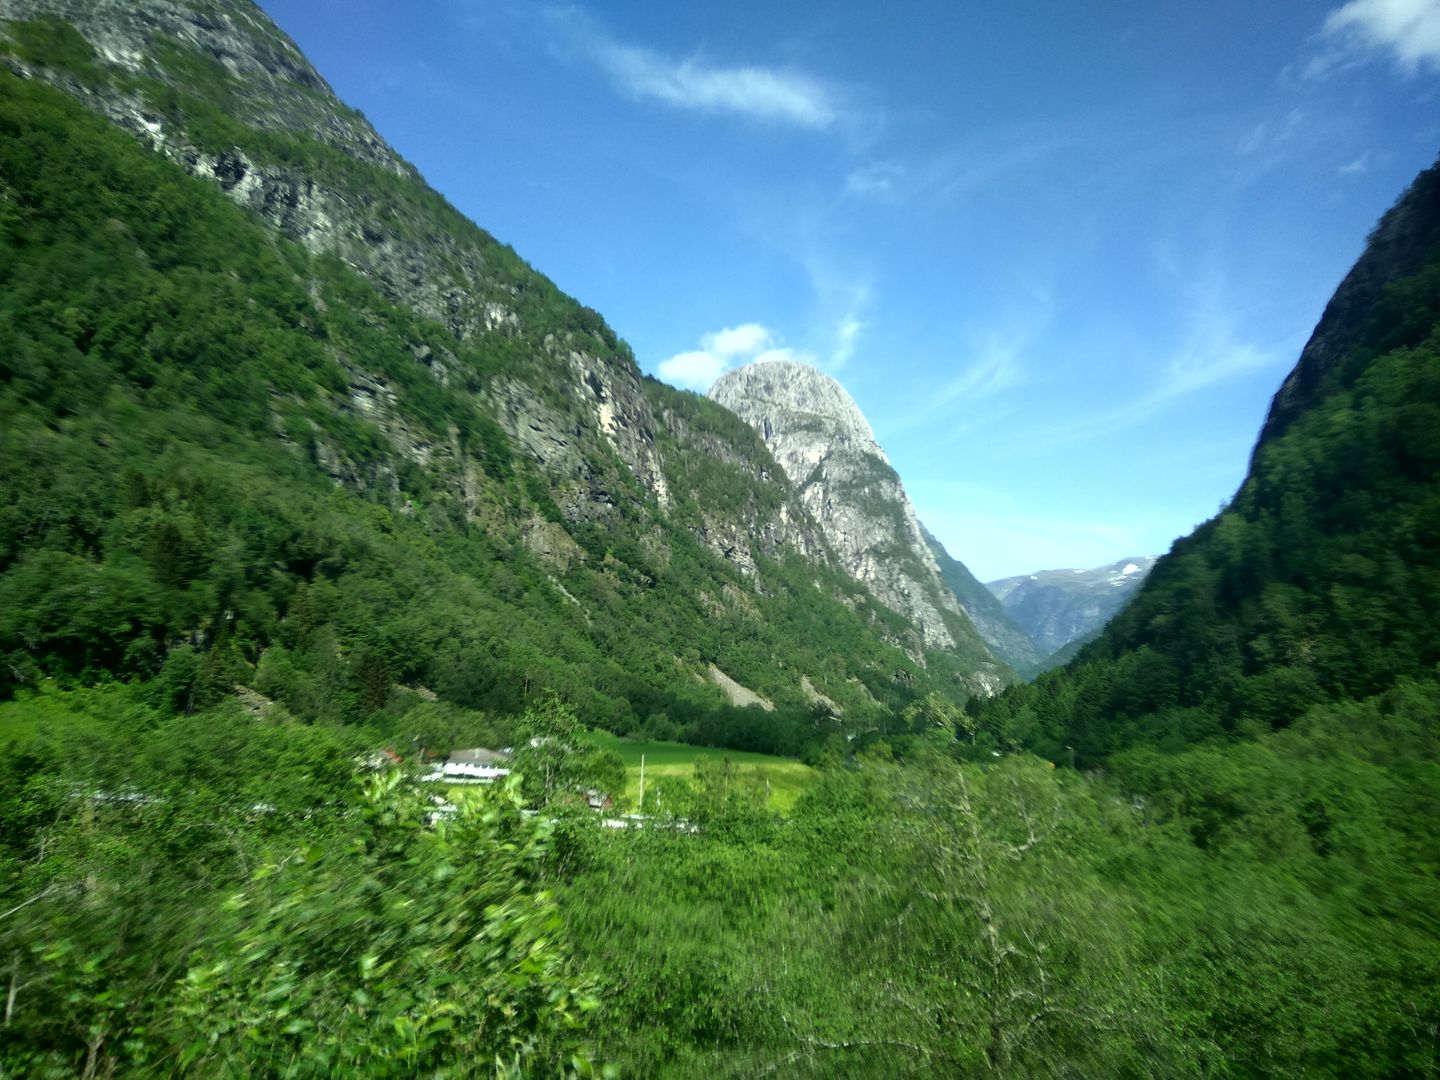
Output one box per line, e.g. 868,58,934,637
586,729,816,813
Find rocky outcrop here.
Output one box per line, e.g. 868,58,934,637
986,556,1157,657
647,382,831,574
706,664,774,711
0,0,670,518
711,360,1004,682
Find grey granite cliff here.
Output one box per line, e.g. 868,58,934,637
711,360,1006,688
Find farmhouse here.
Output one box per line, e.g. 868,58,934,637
448,748,509,767
421,747,512,785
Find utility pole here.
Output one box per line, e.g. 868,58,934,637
638,753,645,813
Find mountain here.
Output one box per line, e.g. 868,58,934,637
984,155,1440,761
920,526,1046,674
0,1,1001,752
709,360,1009,692
985,556,1158,658
4,8,1439,1077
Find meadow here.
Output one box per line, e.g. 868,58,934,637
586,729,815,813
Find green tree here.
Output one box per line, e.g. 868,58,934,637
175,772,600,1077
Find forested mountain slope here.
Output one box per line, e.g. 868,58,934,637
984,157,1440,762
0,2,1004,758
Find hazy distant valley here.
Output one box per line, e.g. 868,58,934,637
986,555,1158,658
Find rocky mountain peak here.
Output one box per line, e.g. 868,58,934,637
710,359,883,460
0,0,410,175
711,360,1007,691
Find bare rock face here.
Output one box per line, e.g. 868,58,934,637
711,360,999,673
0,0,670,518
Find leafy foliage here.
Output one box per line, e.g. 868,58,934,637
178,772,599,1078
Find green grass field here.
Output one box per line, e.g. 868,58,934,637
586,730,816,814
0,683,114,746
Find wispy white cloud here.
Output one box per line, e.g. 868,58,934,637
920,127,1085,208
1299,0,1440,78
753,345,817,366
877,284,1049,439
601,45,837,126
658,323,818,391
938,334,1028,402
703,322,771,357
550,9,841,128
1237,108,1306,158
1153,329,1278,400
657,349,732,390
1023,310,1288,453
832,312,865,367
1321,0,1440,73
1339,149,1375,174
788,257,873,371
844,161,904,198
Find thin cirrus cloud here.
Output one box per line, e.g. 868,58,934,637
1020,321,1287,456
1339,149,1376,174
1316,0,1440,74
550,10,841,128
880,330,1029,439
880,282,1051,439
657,323,817,391
832,313,865,368
844,161,904,198
600,45,838,127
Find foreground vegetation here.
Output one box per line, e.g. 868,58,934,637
4,676,1437,1076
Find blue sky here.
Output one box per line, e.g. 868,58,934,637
261,0,1440,580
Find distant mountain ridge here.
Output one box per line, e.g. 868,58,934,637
986,556,1158,657
921,526,1046,674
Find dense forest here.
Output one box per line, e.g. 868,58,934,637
0,35,977,761
1,4,1439,1076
